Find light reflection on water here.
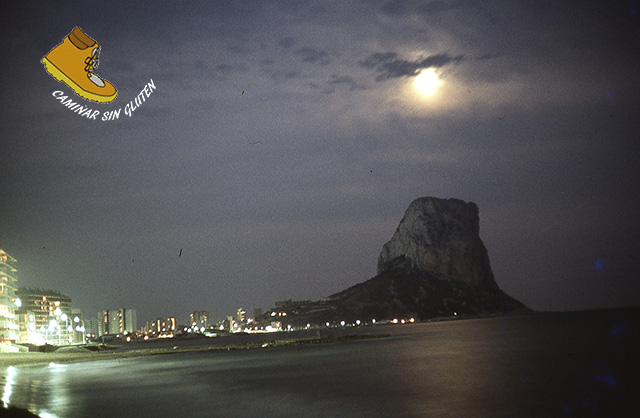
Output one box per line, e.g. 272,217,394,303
2,363,64,418
1,310,637,418
2,365,16,408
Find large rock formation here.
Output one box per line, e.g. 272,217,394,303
259,196,529,326
377,197,498,290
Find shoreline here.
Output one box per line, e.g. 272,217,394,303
0,334,389,368
4,307,636,369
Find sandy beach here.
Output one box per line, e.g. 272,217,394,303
1,350,154,368
0,333,387,368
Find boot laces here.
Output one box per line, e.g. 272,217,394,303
84,48,100,78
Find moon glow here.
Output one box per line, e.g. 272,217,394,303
414,69,440,95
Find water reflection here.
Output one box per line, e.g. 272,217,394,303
2,364,63,418
2,365,16,408
46,363,69,417
0,311,636,417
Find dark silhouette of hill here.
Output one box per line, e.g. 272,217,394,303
259,197,529,327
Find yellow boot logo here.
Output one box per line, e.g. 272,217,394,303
42,27,117,103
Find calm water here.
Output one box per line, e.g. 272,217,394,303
2,309,638,417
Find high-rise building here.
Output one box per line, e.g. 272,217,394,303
143,317,177,336
236,308,247,324
99,309,137,336
253,308,263,319
99,310,108,336
189,311,209,331
84,317,99,339
16,310,37,344
16,287,72,344
225,315,236,332
71,308,85,344
0,250,20,344
123,309,137,334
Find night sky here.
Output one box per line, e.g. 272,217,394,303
1,1,639,325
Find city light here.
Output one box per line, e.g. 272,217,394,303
1,248,421,345
74,316,86,344
55,310,70,344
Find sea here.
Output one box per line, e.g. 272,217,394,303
2,308,638,418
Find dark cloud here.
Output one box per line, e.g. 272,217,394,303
359,52,398,69
328,74,367,91
296,47,330,65
379,0,410,16
278,37,295,49
263,68,299,83
360,52,463,81
284,71,298,79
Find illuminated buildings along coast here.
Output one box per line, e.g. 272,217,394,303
1,249,83,346
0,250,20,344
2,250,296,345
189,311,209,332
142,317,177,337
99,309,137,337
16,287,73,345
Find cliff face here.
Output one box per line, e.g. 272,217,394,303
377,197,498,290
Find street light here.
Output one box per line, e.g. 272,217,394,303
74,316,86,344
59,313,70,343
53,308,70,345
49,319,59,345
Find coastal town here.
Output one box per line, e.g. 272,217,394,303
0,248,276,351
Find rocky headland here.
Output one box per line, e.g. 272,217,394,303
260,197,529,326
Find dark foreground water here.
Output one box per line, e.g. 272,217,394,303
2,309,638,417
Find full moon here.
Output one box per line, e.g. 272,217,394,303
414,69,439,95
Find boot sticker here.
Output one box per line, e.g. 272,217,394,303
42,26,118,103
